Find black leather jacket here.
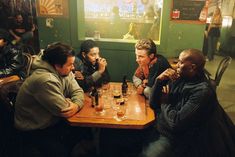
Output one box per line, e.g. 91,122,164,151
0,44,24,78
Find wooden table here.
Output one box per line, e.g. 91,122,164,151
0,75,20,86
67,82,155,129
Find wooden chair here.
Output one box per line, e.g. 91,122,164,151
0,80,24,156
0,53,33,130
22,53,34,78
21,44,36,55
208,56,232,90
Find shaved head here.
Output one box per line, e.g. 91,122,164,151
181,49,205,72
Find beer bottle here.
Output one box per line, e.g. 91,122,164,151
90,87,99,107
121,75,128,96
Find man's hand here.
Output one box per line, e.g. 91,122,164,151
74,71,84,80
98,58,107,74
15,36,21,42
60,98,79,118
136,84,144,95
161,85,170,104
157,68,179,82
142,79,148,87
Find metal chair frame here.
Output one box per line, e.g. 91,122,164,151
209,56,232,90
22,53,34,77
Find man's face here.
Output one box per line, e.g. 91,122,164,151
85,47,100,65
16,15,23,24
55,56,75,77
0,38,7,48
177,52,195,78
135,49,151,67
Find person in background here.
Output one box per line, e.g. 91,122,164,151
8,12,35,45
14,42,89,157
74,39,110,92
205,6,222,61
0,29,24,157
142,49,235,157
133,39,170,99
123,22,140,40
0,29,24,78
110,6,122,38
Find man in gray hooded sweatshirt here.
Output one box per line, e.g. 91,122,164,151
14,42,86,157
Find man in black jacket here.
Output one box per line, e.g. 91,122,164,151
0,29,24,78
142,49,235,157
133,39,170,99
74,39,110,92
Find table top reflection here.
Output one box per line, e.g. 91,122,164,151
67,82,155,129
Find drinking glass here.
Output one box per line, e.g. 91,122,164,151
102,82,110,94
113,104,127,121
94,104,105,115
127,80,136,95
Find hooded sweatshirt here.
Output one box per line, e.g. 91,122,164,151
14,56,84,131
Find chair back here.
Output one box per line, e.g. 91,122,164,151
214,56,232,86
22,53,33,78
0,80,23,129
21,44,36,55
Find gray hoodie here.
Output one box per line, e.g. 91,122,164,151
14,56,84,131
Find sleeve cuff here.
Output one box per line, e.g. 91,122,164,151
144,86,152,99
92,71,102,82
133,75,142,87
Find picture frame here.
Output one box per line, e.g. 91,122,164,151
36,0,68,17
171,0,208,24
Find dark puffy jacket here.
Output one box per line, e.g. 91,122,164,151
0,44,24,78
74,57,110,92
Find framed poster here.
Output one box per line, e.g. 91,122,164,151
37,0,68,17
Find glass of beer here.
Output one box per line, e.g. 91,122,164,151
114,103,127,121
94,104,105,115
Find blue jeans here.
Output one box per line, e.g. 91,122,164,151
207,36,219,60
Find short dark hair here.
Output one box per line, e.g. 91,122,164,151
79,39,98,56
135,39,157,56
14,12,23,18
42,42,75,67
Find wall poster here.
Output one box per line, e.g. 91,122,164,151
37,0,68,17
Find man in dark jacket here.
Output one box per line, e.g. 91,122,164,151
0,29,24,78
74,39,110,92
8,13,35,45
0,29,24,157
142,49,235,157
133,39,170,99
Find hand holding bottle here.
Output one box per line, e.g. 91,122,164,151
98,58,107,74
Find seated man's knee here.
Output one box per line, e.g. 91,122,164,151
142,136,172,157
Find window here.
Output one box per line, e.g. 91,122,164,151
84,0,163,43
